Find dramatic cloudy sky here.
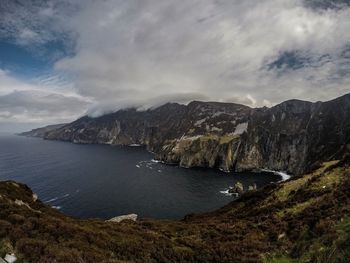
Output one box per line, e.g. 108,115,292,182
0,0,350,132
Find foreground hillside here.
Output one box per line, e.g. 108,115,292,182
1,156,350,262
22,93,350,175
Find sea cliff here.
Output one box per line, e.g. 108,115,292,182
22,93,350,175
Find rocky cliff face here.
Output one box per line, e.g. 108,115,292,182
22,93,350,175
236,95,350,174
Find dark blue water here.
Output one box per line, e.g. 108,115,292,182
0,134,281,219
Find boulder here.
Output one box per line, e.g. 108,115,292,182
229,181,244,195
107,214,138,223
4,254,17,263
248,183,257,191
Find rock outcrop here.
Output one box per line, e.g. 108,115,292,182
228,181,244,195
107,214,138,223
21,93,350,175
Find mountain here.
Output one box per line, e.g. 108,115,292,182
21,93,350,175
1,156,349,262
19,124,67,138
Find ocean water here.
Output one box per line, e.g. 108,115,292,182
0,134,281,219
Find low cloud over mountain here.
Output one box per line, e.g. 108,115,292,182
1,0,350,130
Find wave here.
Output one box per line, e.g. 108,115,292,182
45,197,58,203
219,189,239,197
44,193,70,203
219,189,232,196
275,171,291,181
261,169,291,181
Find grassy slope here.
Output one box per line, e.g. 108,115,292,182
0,158,350,263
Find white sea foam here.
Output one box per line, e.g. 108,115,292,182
261,169,291,181
45,197,58,203
219,168,230,173
45,193,70,203
136,164,140,168
219,189,239,197
52,206,62,210
219,189,231,196
275,171,291,181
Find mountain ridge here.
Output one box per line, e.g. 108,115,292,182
21,93,350,175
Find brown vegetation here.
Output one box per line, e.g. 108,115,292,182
0,158,350,262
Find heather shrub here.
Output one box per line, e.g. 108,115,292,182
0,220,11,238
16,238,48,262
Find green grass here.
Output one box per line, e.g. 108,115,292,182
272,161,341,202
276,197,321,218
271,175,311,202
311,167,344,191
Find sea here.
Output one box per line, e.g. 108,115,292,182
0,134,281,219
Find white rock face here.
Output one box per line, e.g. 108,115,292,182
194,118,206,126
107,214,138,223
233,122,248,135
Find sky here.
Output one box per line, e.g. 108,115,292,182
0,0,350,132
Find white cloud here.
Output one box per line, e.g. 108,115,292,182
54,0,350,116
17,29,40,45
0,90,88,123
1,0,350,123
0,69,35,96
0,69,90,125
